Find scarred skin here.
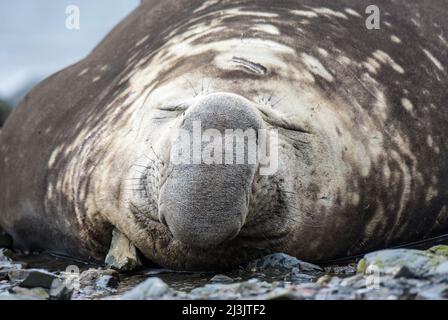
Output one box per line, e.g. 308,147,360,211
0,0,447,270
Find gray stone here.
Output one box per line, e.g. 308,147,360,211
417,284,448,300
50,278,74,300
79,268,120,290
8,269,58,289
428,245,448,257
392,266,419,279
357,249,448,278
0,271,8,281
291,268,317,282
0,249,13,268
105,228,142,272
428,261,448,276
210,274,234,283
120,277,172,300
247,253,323,273
96,275,119,290
316,274,333,286
10,287,50,300
324,264,357,276
339,274,367,289
187,278,287,300
0,293,18,300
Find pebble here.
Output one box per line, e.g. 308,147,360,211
79,269,120,287
358,248,448,278
120,277,172,300
50,278,74,300
10,287,50,300
8,269,58,289
210,274,234,283
417,284,448,300
246,253,323,273
96,275,120,290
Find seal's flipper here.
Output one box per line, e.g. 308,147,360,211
105,229,142,272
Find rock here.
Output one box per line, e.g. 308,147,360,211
357,249,448,278
210,274,234,283
0,249,27,270
96,275,120,290
316,274,333,286
0,231,12,248
340,274,368,289
105,228,142,272
50,278,74,300
79,268,120,290
392,266,419,279
70,269,120,299
290,268,317,282
0,249,13,268
247,253,323,273
120,277,172,300
0,271,8,281
428,245,448,257
10,287,50,300
429,261,448,276
324,264,357,276
189,279,276,300
417,284,448,300
7,269,30,283
260,288,300,300
0,293,18,300
8,269,58,289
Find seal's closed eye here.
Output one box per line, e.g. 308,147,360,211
156,103,190,112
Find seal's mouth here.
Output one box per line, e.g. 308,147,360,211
127,210,276,271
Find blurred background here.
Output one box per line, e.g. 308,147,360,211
0,0,140,124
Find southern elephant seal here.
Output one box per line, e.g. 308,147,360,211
0,0,447,270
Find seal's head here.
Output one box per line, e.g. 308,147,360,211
111,3,343,271
123,90,291,270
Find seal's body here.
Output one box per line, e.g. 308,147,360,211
1,0,447,270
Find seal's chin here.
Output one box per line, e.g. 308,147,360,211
135,217,268,271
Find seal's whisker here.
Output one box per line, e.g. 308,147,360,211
206,79,212,92
272,96,285,107
149,146,162,163
141,154,159,165
131,164,150,169
186,79,198,97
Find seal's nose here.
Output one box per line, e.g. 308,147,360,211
158,92,262,248
159,198,243,247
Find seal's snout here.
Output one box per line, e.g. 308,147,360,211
160,200,244,247
158,93,262,248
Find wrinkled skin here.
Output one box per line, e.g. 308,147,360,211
0,0,448,270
